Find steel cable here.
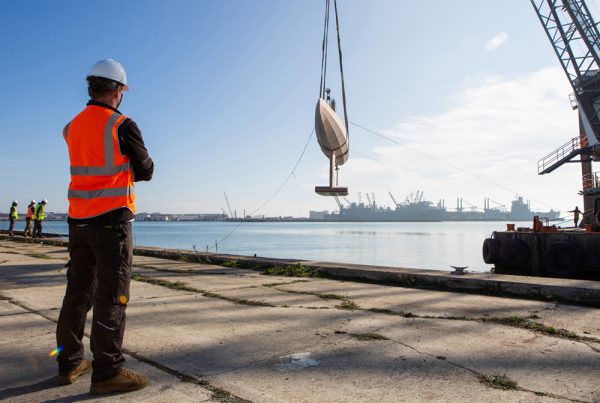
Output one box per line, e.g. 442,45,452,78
210,128,315,251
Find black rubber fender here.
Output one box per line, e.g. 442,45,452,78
482,238,498,264
544,242,583,276
500,238,530,266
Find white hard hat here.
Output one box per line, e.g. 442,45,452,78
31,200,36,204
87,59,128,91
12,200,18,204
42,199,48,204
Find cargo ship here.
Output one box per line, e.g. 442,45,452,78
316,193,560,222
445,196,560,222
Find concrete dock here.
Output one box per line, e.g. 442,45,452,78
0,238,599,402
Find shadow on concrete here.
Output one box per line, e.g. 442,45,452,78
115,294,600,377
0,376,60,400
2,285,599,402
44,392,100,402
0,263,66,289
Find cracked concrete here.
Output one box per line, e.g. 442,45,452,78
1,240,599,402
0,300,213,402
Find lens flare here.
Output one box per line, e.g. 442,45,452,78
119,295,127,305
49,346,63,357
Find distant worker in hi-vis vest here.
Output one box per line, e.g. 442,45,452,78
8,200,18,237
33,199,47,238
56,59,154,395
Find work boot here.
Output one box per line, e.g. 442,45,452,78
57,359,92,385
89,368,149,395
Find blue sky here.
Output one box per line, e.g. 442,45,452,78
1,1,598,216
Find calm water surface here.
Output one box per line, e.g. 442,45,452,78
3,220,528,272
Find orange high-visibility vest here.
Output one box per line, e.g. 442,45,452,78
26,205,34,219
63,105,135,219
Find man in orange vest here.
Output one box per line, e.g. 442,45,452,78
56,59,154,395
24,200,35,237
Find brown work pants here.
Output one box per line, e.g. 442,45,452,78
56,222,132,382
8,218,15,236
24,217,32,237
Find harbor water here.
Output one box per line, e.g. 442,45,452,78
2,220,531,272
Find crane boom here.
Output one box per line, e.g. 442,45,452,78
333,195,344,210
532,0,600,145
388,191,399,207
223,191,234,218
220,207,229,219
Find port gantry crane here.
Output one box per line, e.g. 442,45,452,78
365,193,374,209
223,191,235,219
333,195,345,211
533,0,600,223
388,191,400,208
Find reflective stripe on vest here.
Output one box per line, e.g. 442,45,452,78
68,186,134,199
65,105,136,219
70,162,130,176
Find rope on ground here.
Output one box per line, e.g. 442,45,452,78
41,221,66,238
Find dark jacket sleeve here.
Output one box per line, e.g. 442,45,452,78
118,118,154,182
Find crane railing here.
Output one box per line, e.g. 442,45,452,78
537,136,581,174
582,170,600,191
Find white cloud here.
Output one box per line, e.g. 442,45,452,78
344,67,581,214
485,32,509,51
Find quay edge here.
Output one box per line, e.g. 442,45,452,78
1,232,599,307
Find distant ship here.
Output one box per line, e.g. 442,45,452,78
321,191,445,222
316,193,560,222
329,201,445,222
444,196,560,222
506,196,561,221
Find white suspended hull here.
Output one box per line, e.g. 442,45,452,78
315,98,349,165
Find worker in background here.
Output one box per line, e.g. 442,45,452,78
56,59,153,395
569,206,582,227
33,199,47,238
24,200,36,237
8,201,18,237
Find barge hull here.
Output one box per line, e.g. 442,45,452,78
484,230,600,279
